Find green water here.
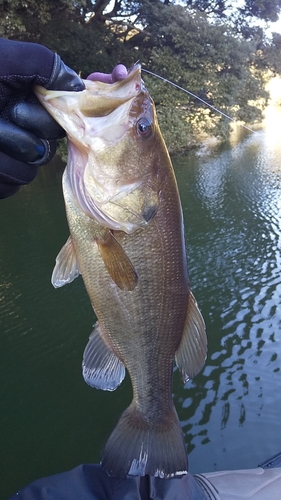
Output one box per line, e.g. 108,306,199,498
1,111,281,498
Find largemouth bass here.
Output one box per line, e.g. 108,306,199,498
35,64,207,479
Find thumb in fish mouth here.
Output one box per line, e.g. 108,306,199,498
87,64,128,84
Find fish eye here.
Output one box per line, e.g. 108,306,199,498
137,117,152,139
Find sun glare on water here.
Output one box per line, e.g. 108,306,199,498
270,15,281,34
261,77,281,161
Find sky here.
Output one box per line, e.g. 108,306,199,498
271,16,281,34
104,0,281,36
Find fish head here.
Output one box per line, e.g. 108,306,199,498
35,64,170,233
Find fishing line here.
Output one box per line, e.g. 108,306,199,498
142,68,255,133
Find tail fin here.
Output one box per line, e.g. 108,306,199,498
101,403,188,478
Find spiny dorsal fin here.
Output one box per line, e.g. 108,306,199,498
51,236,80,288
175,291,207,382
97,231,138,291
82,322,125,391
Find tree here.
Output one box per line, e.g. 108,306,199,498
128,3,269,149
0,0,280,151
184,0,281,23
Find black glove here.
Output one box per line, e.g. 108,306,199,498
7,464,209,500
0,37,85,198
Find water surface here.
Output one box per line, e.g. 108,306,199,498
1,109,281,498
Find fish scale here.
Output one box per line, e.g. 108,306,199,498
35,64,207,479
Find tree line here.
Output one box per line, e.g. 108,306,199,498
1,0,281,152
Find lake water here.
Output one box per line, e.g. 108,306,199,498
1,107,281,498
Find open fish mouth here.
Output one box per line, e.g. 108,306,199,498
79,63,143,117
35,63,143,118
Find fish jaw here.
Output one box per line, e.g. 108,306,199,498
34,63,142,147
79,63,142,117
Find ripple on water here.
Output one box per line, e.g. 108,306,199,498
2,129,281,494
173,125,281,473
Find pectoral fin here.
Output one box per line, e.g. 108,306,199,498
97,231,138,291
51,236,80,288
175,291,207,382
82,322,125,391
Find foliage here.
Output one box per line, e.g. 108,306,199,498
0,0,280,152
184,0,281,24
131,4,270,148
260,32,281,75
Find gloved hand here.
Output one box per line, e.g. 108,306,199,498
8,463,208,500
0,37,86,198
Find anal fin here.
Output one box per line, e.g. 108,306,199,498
51,236,80,288
82,322,125,391
175,291,207,382
97,231,138,291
